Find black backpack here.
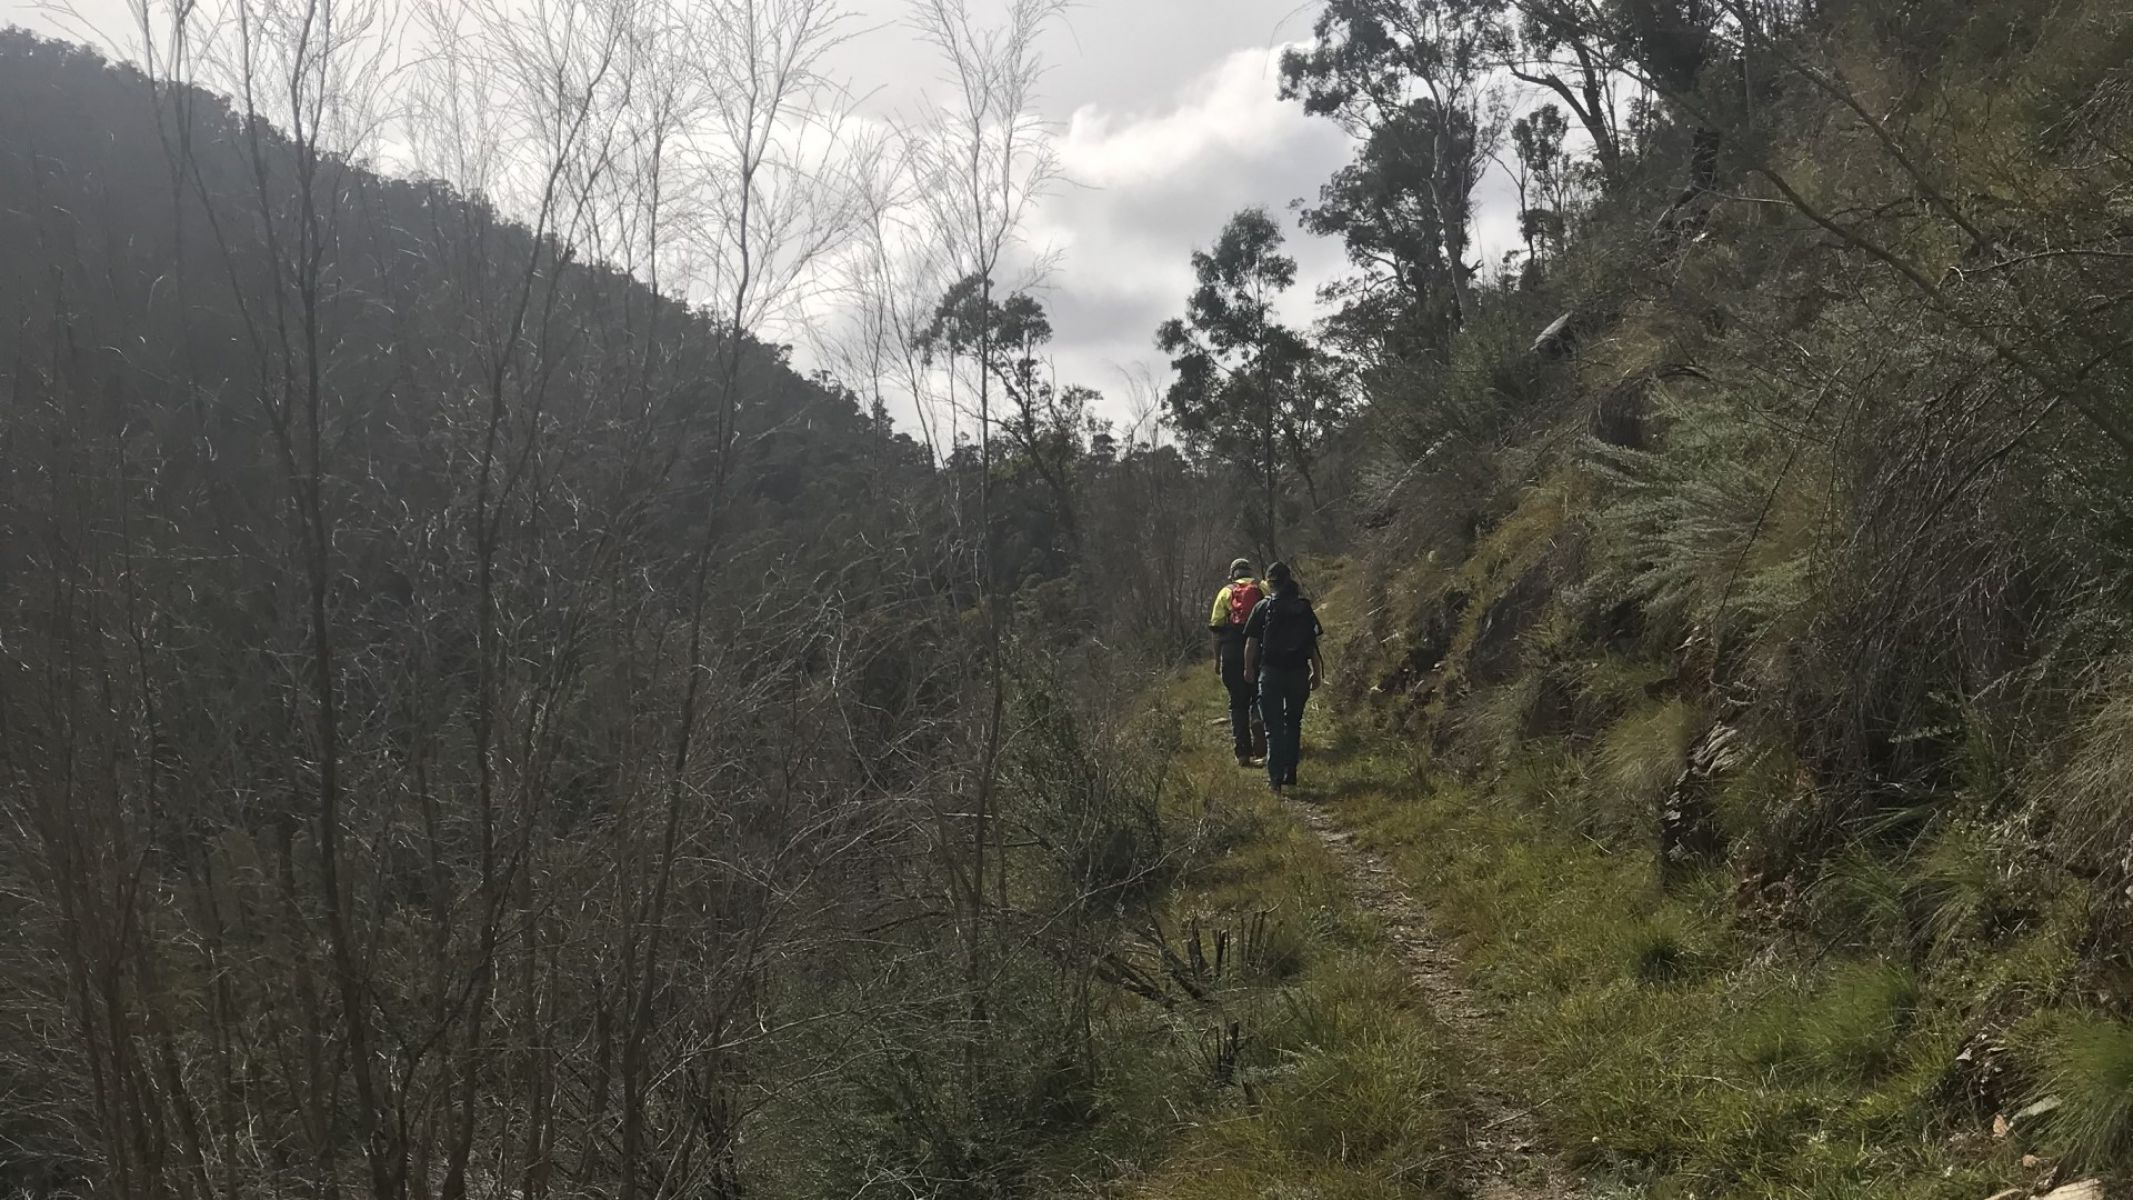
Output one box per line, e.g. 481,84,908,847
1260,594,1317,665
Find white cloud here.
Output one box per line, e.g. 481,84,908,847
1054,47,1312,187
1016,44,1356,422
797,38,1359,441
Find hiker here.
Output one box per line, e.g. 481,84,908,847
1208,557,1268,767
1244,560,1324,792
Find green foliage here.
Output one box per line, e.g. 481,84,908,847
1498,739,1585,815
1803,820,2042,965
1269,0,2133,1188
824,968,1091,1197
1245,957,1464,1174
2019,1014,2133,1168
1620,911,1716,984
773,674,1367,1199
1433,302,1572,463
1574,654,1674,733
1584,382,1830,648
2047,671,2133,866
1318,740,2027,1199
1299,96,1486,355
1460,472,1582,600
2005,1018,2133,1168
1430,470,1585,711
1466,676,1544,766
1006,653,1172,915
1592,698,1700,833
1711,742,1812,875
1810,848,1916,950
1078,680,1475,1200
1156,208,1344,555
1910,824,2023,955
1793,962,1921,1081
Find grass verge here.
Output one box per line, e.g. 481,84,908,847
1307,722,2059,1200
1037,678,1476,1199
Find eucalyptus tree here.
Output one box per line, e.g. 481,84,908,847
1281,0,1509,329
1158,207,1342,560
918,276,1084,551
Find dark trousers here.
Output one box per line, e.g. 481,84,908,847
1220,648,1265,760
1257,664,1311,785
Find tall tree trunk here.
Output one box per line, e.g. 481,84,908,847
1263,376,1279,561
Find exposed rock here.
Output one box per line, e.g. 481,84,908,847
1529,310,1576,356
2039,1181,2106,1200
2015,1096,2064,1127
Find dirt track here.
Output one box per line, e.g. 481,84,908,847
1285,796,1585,1200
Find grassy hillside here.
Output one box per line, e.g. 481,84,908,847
1304,0,2133,1188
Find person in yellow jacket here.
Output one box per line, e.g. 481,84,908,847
1209,557,1268,766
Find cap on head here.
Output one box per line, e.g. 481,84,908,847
1265,560,1294,586
1229,557,1254,578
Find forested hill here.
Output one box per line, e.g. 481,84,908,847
0,27,978,1199
0,25,1223,1200
0,30,923,543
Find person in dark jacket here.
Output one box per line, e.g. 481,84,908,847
1208,557,1267,766
1243,561,1324,792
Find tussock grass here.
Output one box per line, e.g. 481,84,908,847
1246,956,1464,1176
1911,823,2023,954
1595,699,1699,799
1712,742,1812,874
1810,848,1914,949
1793,961,1919,1081
1574,653,1673,732
1796,813,2054,980
1497,737,1584,817
1749,963,1936,1082
2020,1014,2133,1168
2046,671,2133,862
1618,911,1716,984
1591,698,1700,837
1466,676,1544,767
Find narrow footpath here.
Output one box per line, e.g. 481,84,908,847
1282,794,1586,1200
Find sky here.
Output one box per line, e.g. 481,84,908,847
822,0,1531,430
821,0,1368,430
2,0,1531,434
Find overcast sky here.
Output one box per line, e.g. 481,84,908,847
4,0,1529,433
825,0,1366,429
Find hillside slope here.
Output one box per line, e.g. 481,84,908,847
1312,0,2133,1191
0,30,956,1199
